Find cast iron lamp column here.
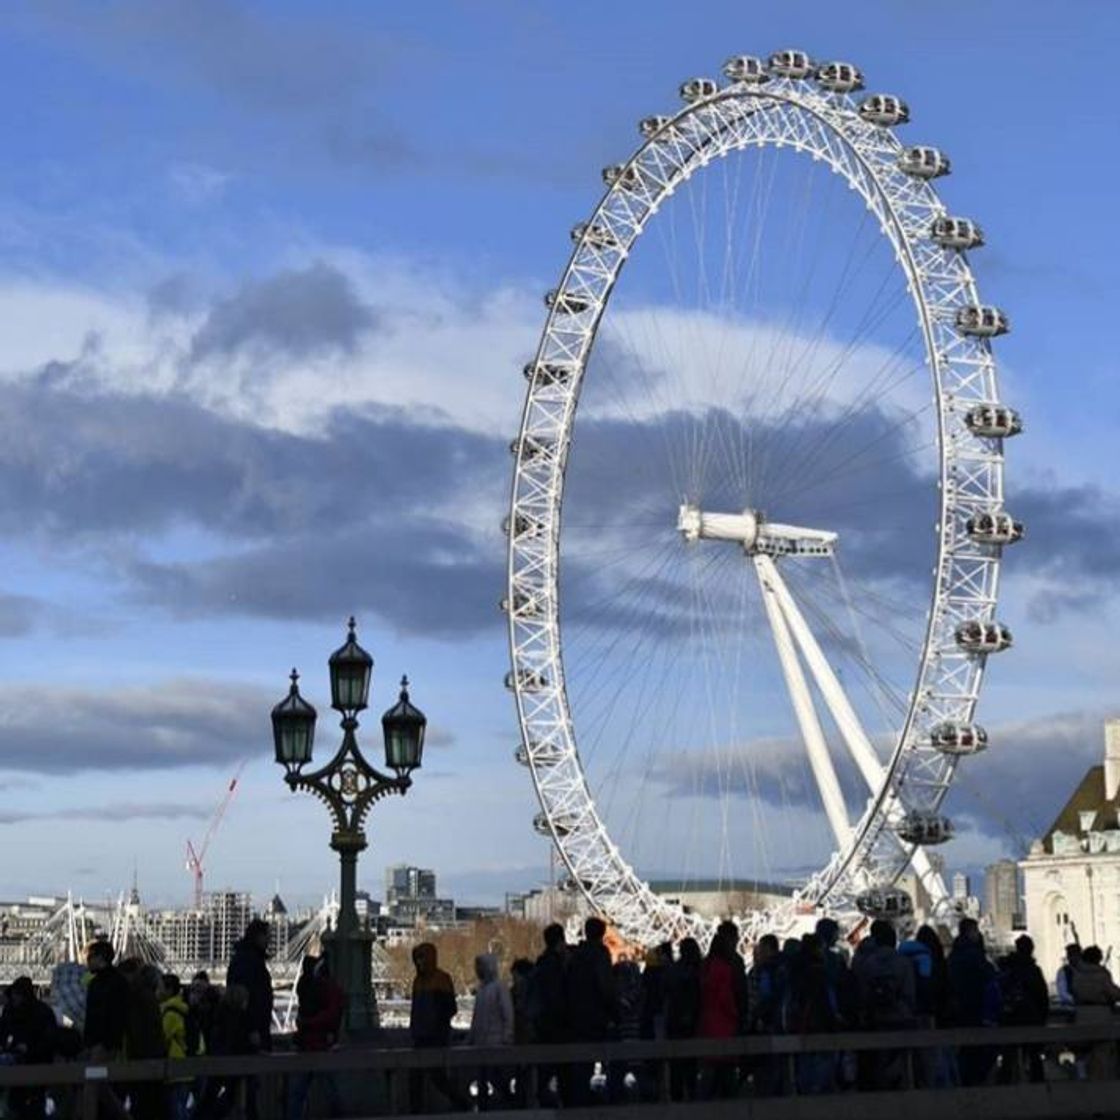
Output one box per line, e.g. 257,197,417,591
271,617,426,1033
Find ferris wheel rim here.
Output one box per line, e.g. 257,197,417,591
506,67,1012,944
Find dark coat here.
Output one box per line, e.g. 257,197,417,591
532,947,568,1043
564,940,616,1043
84,966,130,1054
409,943,457,1048
226,939,274,1048
947,939,997,1027
295,974,344,1052
125,984,167,1060
0,996,57,1064
209,1001,252,1057
664,958,701,1039
998,952,1049,1025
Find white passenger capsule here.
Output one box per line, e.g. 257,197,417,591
514,743,530,767
534,811,577,837
899,146,950,179
964,404,1022,438
523,360,576,387
639,114,672,137
768,49,814,78
931,216,984,250
966,510,1023,545
522,739,566,767
502,513,543,540
499,590,541,618
571,221,620,249
506,669,549,692
558,875,592,894
859,94,910,126
955,620,1013,654
816,61,863,93
722,55,769,83
956,304,1009,338
545,289,590,315
510,435,554,463
929,722,989,756
679,77,718,103
896,811,954,846
602,163,641,191
856,887,913,919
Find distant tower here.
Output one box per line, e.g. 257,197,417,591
951,871,971,901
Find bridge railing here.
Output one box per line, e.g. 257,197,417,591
2,1020,1120,1119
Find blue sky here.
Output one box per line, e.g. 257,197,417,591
0,0,1116,910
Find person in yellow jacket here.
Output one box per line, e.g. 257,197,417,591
161,974,201,1120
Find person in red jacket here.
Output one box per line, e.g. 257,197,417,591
287,956,345,1120
698,927,744,1099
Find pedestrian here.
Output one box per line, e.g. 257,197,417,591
408,942,466,1114
531,923,569,1106
0,977,58,1120
1055,943,1082,1008
607,954,641,1103
996,935,1049,1083
195,984,252,1120
226,918,273,1120
900,925,952,1087
121,964,167,1120
83,940,130,1120
509,959,535,1106
639,943,672,1040
467,953,514,1111
665,938,701,1101
188,971,220,1055
747,934,786,1096
160,974,199,1120
784,933,838,1093
947,917,999,1086
288,956,345,1120
1071,945,1120,1080
563,917,617,1106
697,926,743,1100
852,919,915,1089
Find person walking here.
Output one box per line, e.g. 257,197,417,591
0,977,58,1120
996,935,1049,1083
697,926,743,1100
160,974,199,1120
226,919,273,1120
852,920,915,1089
408,942,466,1114
563,917,617,1107
467,953,514,1111
83,940,130,1120
288,956,345,1120
947,918,999,1087
531,923,569,1106
665,938,702,1101
1071,945,1120,1079
195,985,252,1120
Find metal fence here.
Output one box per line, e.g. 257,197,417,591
3,1020,1120,1119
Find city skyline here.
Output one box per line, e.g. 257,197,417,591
0,2,1116,905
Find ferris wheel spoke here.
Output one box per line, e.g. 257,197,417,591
754,555,851,848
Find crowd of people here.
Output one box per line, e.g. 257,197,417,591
407,915,1120,1111
0,913,1116,1116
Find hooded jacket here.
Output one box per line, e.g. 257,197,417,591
409,943,457,1048
468,954,513,1049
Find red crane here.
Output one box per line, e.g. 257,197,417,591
185,761,247,909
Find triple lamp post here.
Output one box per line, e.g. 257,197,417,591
270,617,427,1033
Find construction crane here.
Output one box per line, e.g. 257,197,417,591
185,762,246,909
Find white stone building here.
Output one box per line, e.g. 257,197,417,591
1021,720,1120,982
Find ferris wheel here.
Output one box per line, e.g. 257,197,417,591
504,50,1021,946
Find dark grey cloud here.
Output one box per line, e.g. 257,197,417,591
190,263,378,360
0,593,45,638
0,802,211,825
0,679,269,774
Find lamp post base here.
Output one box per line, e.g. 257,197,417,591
321,928,380,1035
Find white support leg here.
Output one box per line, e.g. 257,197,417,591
756,554,950,910
754,556,851,850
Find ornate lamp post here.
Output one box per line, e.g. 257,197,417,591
271,617,426,1032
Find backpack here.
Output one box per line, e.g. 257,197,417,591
864,963,904,1026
